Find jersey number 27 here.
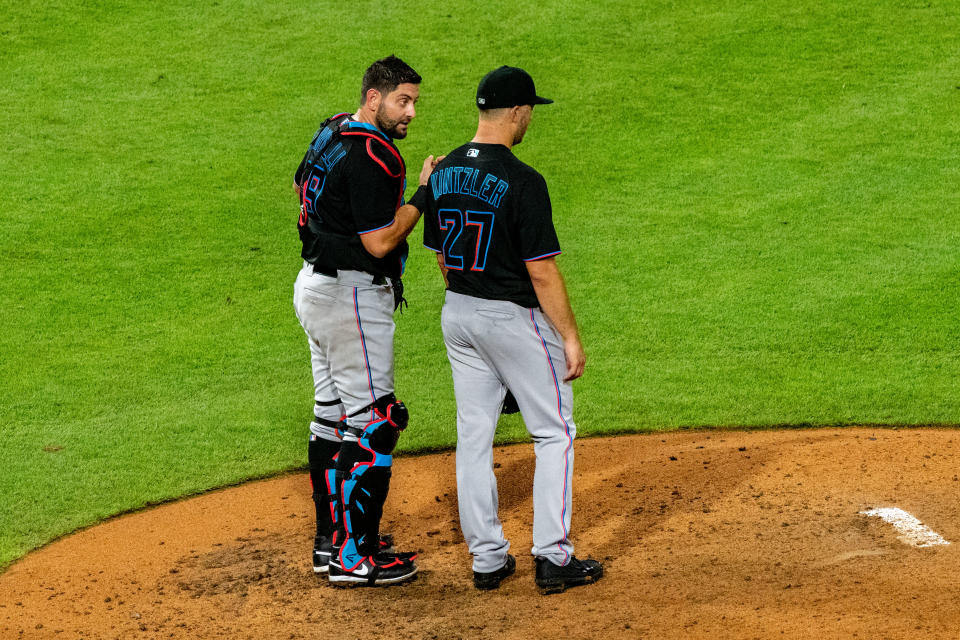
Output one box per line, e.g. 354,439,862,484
439,209,495,271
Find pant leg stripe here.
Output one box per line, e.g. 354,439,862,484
353,287,377,404
530,310,573,565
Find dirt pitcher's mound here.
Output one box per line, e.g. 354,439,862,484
3,428,960,639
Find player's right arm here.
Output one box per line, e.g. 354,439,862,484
514,172,583,380
360,204,422,258
359,155,442,258
526,259,585,382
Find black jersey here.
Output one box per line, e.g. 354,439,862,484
422,143,560,308
295,114,408,279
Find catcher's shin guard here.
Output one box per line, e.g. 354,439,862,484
309,435,341,538
308,399,344,542
328,465,346,548
336,396,408,569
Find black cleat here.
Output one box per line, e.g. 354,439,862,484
328,553,418,586
378,533,395,553
474,554,516,590
316,533,400,574
535,556,603,594
382,549,419,563
375,533,419,562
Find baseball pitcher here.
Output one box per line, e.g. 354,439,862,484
421,66,603,593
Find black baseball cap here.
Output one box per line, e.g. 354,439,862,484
476,66,554,110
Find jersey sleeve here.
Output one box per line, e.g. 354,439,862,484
294,124,325,188
294,149,310,188
517,172,561,261
421,187,441,253
346,138,404,235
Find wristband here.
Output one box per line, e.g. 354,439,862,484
407,185,429,213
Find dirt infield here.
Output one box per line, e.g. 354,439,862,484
3,428,960,639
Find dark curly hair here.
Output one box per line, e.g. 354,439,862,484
360,55,422,104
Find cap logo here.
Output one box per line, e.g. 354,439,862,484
478,98,486,104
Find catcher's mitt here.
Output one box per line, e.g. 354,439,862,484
501,390,520,415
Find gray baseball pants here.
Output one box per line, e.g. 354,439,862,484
441,290,576,573
293,261,396,432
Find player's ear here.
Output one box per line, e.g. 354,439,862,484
363,88,381,110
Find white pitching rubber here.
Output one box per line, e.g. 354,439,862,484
860,507,950,548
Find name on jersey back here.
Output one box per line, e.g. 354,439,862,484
430,165,510,209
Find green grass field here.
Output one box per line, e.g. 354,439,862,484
2,0,959,568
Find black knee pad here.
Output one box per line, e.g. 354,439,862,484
355,393,408,455
374,393,409,430
364,420,401,455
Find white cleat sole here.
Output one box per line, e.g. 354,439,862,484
327,566,418,585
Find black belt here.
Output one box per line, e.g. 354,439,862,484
311,263,337,278
310,262,388,286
